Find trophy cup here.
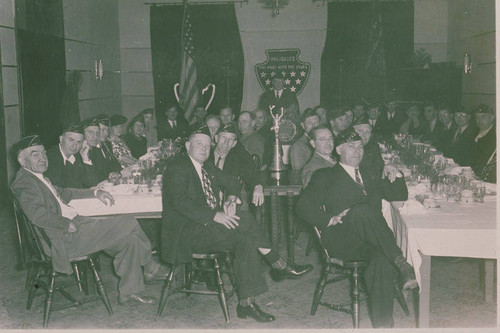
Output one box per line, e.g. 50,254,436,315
269,105,286,185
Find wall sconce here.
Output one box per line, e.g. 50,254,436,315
464,53,472,74
95,59,103,80
259,0,290,17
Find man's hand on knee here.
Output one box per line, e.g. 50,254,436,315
214,212,240,229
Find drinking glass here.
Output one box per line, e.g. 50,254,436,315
473,182,486,203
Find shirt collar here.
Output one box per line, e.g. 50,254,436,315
59,144,75,165
188,155,203,181
316,152,335,164
339,162,360,182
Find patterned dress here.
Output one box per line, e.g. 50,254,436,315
109,135,136,168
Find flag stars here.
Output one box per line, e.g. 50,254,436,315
300,71,306,77
260,72,267,78
290,71,296,77
295,78,301,85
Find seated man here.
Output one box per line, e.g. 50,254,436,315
157,103,189,141
205,114,221,147
45,122,98,188
82,117,122,185
301,126,336,188
420,102,444,146
472,104,496,183
297,129,417,328
289,108,320,184
436,107,457,156
220,106,237,127
161,126,311,323
238,111,265,164
11,135,166,305
449,108,477,167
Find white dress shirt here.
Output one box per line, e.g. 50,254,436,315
339,162,363,184
189,155,203,183
169,120,177,128
59,144,75,166
213,151,227,170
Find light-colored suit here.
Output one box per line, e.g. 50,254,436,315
289,134,313,184
11,168,152,295
301,152,336,188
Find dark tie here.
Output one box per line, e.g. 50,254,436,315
354,168,367,195
215,156,222,170
201,167,218,209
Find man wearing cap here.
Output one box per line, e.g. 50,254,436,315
157,103,189,141
449,108,478,167
472,104,496,183
83,117,122,185
11,135,168,305
297,129,416,328
301,126,336,188
354,120,384,177
45,122,99,189
162,125,311,323
289,109,320,184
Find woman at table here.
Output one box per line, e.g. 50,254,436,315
399,104,425,139
109,114,138,168
122,115,147,159
141,108,158,148
353,120,384,177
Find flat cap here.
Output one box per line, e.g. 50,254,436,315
62,122,84,135
472,104,494,115
335,128,362,147
81,117,100,129
95,114,110,126
109,114,128,127
327,108,347,121
12,135,43,157
192,124,211,138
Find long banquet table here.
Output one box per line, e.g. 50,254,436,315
383,195,497,328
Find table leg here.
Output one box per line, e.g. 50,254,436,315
481,259,496,303
270,191,280,254
418,254,431,328
286,194,295,265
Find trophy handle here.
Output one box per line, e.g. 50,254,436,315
202,83,216,110
173,83,181,103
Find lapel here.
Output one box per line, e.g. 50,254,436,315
336,164,366,197
21,169,62,215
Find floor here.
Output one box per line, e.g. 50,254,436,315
0,203,496,330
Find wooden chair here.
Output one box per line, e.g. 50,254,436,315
310,226,410,328
157,252,236,323
12,196,113,327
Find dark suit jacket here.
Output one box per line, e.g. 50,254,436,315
438,122,457,157
449,124,478,167
157,117,189,141
421,119,445,147
258,89,299,114
45,145,99,189
161,154,241,264
297,164,407,254
472,126,496,182
360,138,384,177
11,168,93,274
122,133,147,159
377,111,407,139
256,122,274,167
87,144,122,185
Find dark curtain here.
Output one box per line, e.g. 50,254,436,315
150,4,244,123
16,0,66,147
321,1,414,108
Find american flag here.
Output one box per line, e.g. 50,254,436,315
179,4,199,122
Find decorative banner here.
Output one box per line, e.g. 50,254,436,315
255,49,311,95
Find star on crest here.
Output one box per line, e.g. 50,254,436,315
290,86,296,92
290,71,296,77
300,71,306,77
295,79,301,85
270,72,276,77
285,79,291,85
260,72,267,78
265,79,271,85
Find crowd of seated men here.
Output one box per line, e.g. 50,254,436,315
10,96,495,328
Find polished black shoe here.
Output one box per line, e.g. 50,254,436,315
394,257,418,290
237,302,276,322
270,263,313,282
144,264,170,284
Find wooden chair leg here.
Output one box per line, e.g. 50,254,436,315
158,266,176,317
72,262,83,293
27,264,42,310
43,271,57,328
79,262,89,295
184,262,192,296
88,258,113,315
25,263,34,290
224,254,236,292
311,263,331,315
214,258,230,323
394,282,410,316
351,267,361,329
305,234,314,257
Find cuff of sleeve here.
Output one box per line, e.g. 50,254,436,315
93,189,99,196
83,160,93,165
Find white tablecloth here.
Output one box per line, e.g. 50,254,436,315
69,193,162,217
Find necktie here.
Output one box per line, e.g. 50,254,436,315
453,128,461,144
201,167,218,209
216,156,222,170
354,168,367,195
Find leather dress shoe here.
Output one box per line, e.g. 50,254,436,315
237,302,276,322
394,257,418,290
118,293,157,305
270,263,313,282
144,264,170,284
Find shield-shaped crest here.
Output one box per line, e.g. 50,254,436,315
255,49,311,95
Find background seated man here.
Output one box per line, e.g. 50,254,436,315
436,107,457,157
157,103,189,141
205,114,221,147
472,104,496,183
238,111,265,165
420,102,444,146
449,108,477,167
45,122,98,189
161,126,311,323
301,126,336,188
297,129,417,328
11,135,166,305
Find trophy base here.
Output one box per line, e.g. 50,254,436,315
270,169,288,186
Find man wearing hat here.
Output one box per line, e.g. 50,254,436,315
297,129,417,328
45,122,99,189
472,104,496,183
449,107,478,167
11,135,168,305
289,108,320,184
162,125,310,323
82,117,122,185
157,103,189,141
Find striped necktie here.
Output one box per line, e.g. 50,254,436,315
201,167,218,209
354,168,367,195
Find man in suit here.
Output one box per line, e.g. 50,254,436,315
437,107,457,156
313,105,328,126
289,109,320,184
83,117,122,185
301,126,336,188
188,106,207,134
366,104,384,136
449,108,477,167
328,108,350,138
161,126,310,322
238,111,265,164
377,99,407,139
220,106,237,127
11,135,166,305
297,129,417,328
352,101,368,125
420,103,444,146
254,108,274,168
472,104,496,183
258,77,300,126
157,103,189,141
45,122,99,189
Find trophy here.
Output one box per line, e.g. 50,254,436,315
269,105,286,185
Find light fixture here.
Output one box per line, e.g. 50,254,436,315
95,59,103,80
259,0,290,17
464,53,472,74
